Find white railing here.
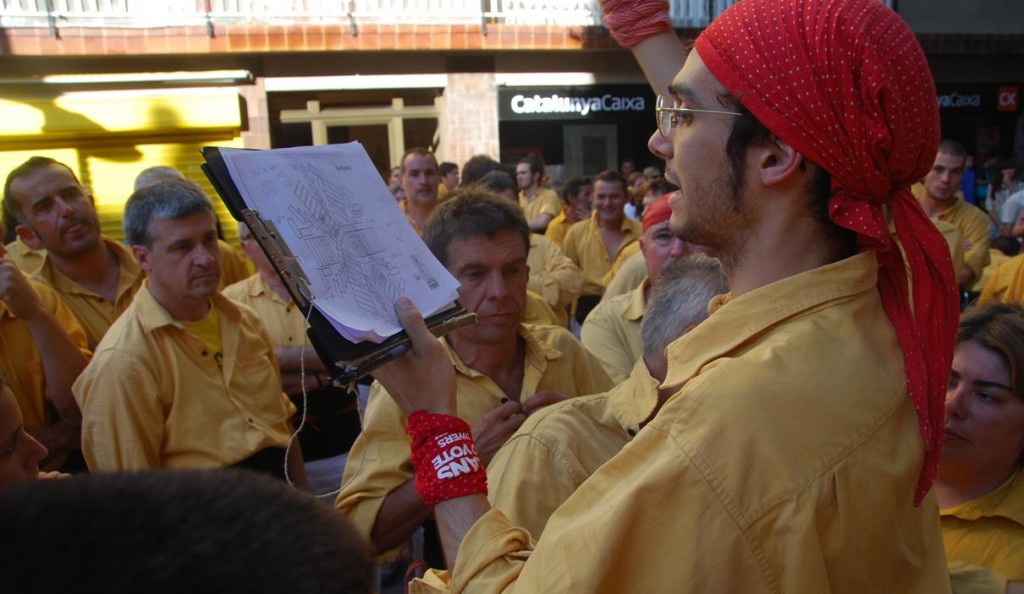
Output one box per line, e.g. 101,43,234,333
0,0,755,29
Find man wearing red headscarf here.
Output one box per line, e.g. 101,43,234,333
580,194,690,382
371,1,957,591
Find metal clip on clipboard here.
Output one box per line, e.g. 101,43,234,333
237,208,476,392
240,209,313,309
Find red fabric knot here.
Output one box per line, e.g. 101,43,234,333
696,0,958,505
406,410,488,507
599,0,671,48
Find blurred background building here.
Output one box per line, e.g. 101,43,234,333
0,0,1021,239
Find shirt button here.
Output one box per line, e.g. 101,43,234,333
247,417,254,424
201,350,208,356
627,428,637,437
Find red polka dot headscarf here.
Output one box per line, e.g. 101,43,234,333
696,0,958,505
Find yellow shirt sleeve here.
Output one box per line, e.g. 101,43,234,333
75,346,166,471
526,235,582,311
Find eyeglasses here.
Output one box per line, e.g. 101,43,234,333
655,95,743,138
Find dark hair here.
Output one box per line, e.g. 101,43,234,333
993,236,1022,257
476,170,517,196
593,169,628,194
561,177,591,204
958,303,1024,402
0,469,375,594
439,162,458,176
937,139,968,160
461,155,503,185
720,96,851,245
400,147,438,174
640,178,676,199
518,155,545,176
3,156,81,224
123,179,215,248
422,188,530,267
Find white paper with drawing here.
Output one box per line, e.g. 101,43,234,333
219,143,459,343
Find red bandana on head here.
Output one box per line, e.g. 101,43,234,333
696,0,958,505
643,194,673,233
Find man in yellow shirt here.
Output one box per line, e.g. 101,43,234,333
0,220,90,471
364,0,955,591
581,195,687,382
224,222,360,496
488,255,726,537
916,140,992,291
3,156,145,348
335,191,611,566
561,170,642,323
73,179,306,487
437,161,459,201
515,156,562,233
543,177,592,248
399,148,442,236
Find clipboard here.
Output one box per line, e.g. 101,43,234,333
200,146,475,390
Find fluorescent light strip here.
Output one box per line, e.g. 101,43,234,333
41,70,252,85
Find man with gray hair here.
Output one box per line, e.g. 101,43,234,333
132,164,252,290
73,179,306,487
486,255,726,537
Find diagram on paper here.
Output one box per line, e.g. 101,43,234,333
253,161,407,322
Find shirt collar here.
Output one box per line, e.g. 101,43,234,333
137,281,242,333
623,279,648,322
38,236,143,299
942,468,1024,526
609,359,660,434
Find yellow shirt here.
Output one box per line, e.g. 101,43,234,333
73,283,294,471
222,273,309,349
602,241,641,288
526,234,581,314
414,251,950,593
181,306,223,368
602,251,648,301
561,212,642,297
487,360,658,538
977,253,1024,306
0,276,90,468
335,324,613,561
933,197,991,283
579,281,645,383
543,211,574,248
32,237,145,349
942,469,1024,581
217,239,253,290
522,290,562,328
3,238,45,274
518,187,562,223
974,249,1010,303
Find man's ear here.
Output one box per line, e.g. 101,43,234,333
15,224,44,250
132,244,152,273
757,137,805,188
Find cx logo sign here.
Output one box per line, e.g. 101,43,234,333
998,86,1019,112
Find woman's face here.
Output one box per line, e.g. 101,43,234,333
942,340,1024,483
0,385,48,488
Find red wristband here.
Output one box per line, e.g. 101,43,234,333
406,411,488,506
600,0,671,48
